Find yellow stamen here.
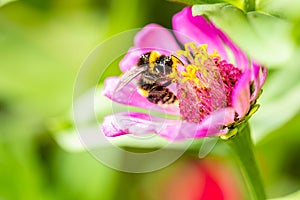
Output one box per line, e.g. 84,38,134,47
210,49,221,59
176,42,221,88
181,65,204,87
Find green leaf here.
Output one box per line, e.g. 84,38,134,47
169,0,226,5
191,3,228,12
169,0,242,8
268,190,300,200
0,0,17,7
258,0,300,21
192,4,295,66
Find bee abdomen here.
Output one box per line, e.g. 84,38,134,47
147,85,177,104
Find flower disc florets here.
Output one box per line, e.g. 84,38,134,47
175,42,243,123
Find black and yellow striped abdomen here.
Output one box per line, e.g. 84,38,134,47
138,80,177,105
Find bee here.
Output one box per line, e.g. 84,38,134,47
116,51,183,104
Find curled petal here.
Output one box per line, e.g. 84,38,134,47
120,24,181,72
102,76,180,116
260,66,267,88
232,70,251,118
250,62,260,102
250,63,267,101
172,7,228,61
250,62,261,101
102,108,235,141
212,25,250,70
252,62,260,82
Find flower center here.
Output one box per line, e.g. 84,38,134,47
176,42,242,123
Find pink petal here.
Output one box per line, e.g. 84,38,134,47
260,66,267,88
252,62,260,81
250,62,261,101
119,47,149,73
232,70,251,118
212,25,250,70
102,76,180,116
134,24,181,51
250,62,260,100
172,7,229,61
120,24,181,72
250,63,267,102
101,108,235,141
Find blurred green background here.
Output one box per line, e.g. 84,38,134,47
1,0,300,199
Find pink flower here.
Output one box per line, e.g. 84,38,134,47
101,7,267,141
159,158,243,200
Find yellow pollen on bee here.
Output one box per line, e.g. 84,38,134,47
149,51,160,63
138,89,149,97
171,55,183,67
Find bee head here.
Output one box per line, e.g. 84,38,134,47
152,55,173,76
140,51,183,78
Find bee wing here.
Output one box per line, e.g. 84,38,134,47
115,66,147,92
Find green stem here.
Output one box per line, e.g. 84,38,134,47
244,0,256,12
224,123,266,200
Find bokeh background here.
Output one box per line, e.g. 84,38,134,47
1,0,300,199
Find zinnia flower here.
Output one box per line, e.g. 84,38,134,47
101,7,267,141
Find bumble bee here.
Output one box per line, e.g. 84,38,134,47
116,51,183,104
